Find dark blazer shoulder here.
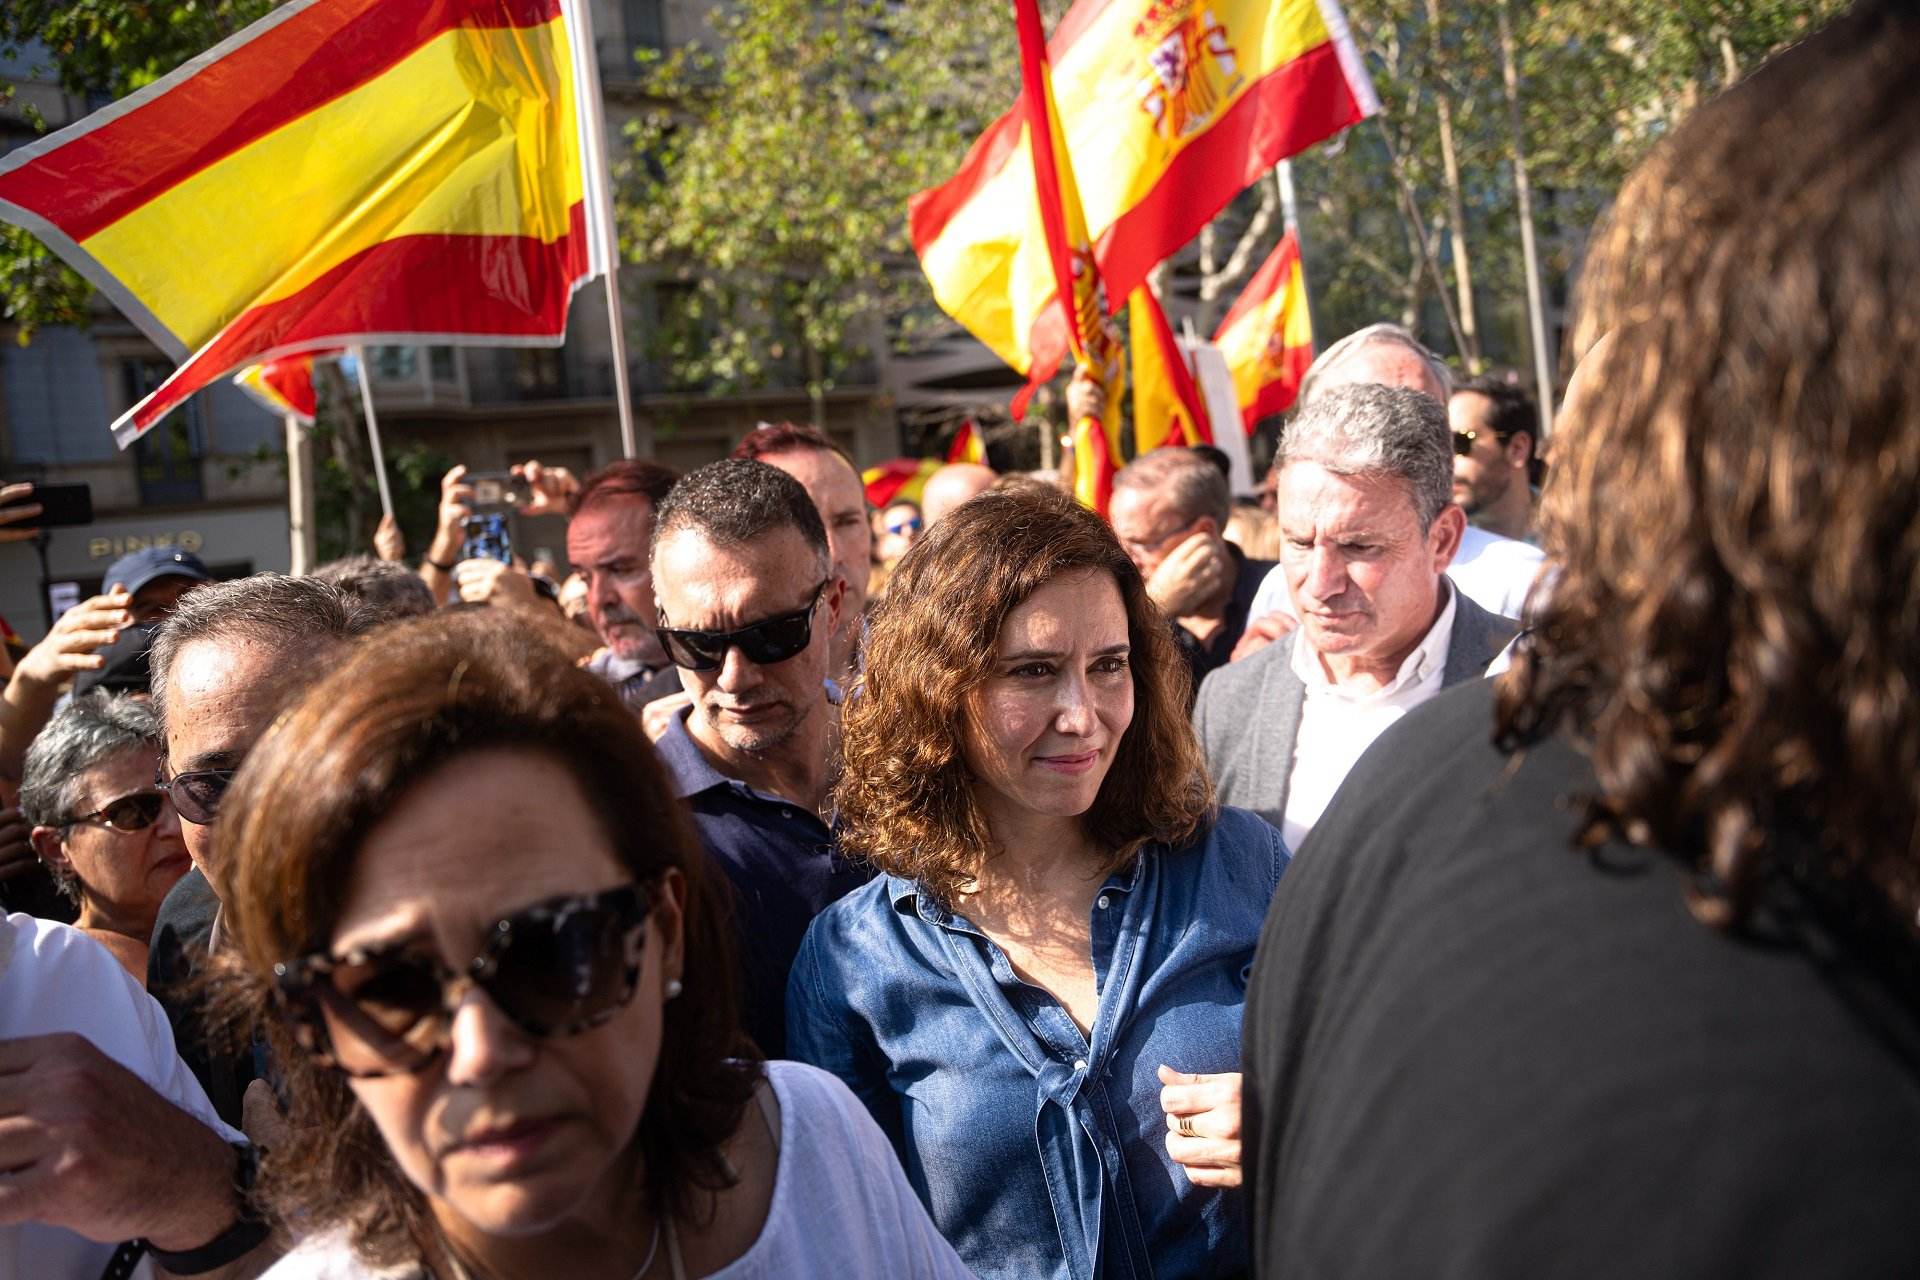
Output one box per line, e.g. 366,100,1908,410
1441,591,1520,686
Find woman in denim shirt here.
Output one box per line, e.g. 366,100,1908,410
789,488,1290,1280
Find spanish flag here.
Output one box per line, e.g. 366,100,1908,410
910,0,1375,394
946,421,988,465
233,352,330,424
862,457,944,509
1214,229,1314,430
1130,285,1211,453
0,0,609,448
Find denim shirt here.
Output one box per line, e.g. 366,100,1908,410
787,806,1289,1280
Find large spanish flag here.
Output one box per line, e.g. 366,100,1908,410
1130,284,1211,453
0,0,609,447
1215,228,1314,430
910,0,1376,391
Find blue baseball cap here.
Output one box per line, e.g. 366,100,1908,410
104,547,212,597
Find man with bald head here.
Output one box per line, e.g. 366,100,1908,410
1239,325,1544,656
920,461,998,528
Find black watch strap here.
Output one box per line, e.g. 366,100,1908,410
141,1142,270,1275
425,555,457,572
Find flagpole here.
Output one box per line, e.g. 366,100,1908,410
350,345,395,524
285,413,316,574
564,0,642,460
1496,0,1556,440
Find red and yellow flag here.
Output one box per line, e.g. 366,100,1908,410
1013,0,1127,514
0,0,609,447
910,0,1376,393
1214,228,1314,430
233,351,333,424
946,421,988,465
1130,285,1211,453
862,457,944,509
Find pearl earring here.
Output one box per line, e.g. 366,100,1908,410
665,979,684,1000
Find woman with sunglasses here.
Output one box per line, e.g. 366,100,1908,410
18,691,190,978
790,488,1290,1279
215,612,970,1279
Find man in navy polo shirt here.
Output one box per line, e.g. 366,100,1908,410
649,459,871,1056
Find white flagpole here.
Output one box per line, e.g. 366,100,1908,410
285,413,317,573
350,345,395,523
563,0,642,459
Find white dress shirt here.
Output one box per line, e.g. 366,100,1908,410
1281,586,1457,850
1248,524,1544,624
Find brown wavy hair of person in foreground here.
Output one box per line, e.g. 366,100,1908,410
837,485,1213,908
211,610,756,1268
1496,0,1920,938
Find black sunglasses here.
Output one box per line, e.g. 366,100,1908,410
274,882,655,1078
58,789,167,833
657,579,829,672
156,764,238,826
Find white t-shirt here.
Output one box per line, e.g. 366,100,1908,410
1282,587,1457,850
1248,522,1546,624
0,913,244,1280
263,1061,973,1279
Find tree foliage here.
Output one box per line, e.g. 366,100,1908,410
622,0,1069,408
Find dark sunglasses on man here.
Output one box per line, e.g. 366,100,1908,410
274,881,655,1078
656,578,830,672
57,789,168,833
885,516,923,537
156,763,239,826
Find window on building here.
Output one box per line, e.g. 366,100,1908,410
429,346,457,381
123,360,205,506
624,0,664,60
370,346,419,380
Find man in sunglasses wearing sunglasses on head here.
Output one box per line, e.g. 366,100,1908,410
19,692,190,980
649,460,873,1058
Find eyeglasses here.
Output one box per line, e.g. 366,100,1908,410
657,579,829,672
1453,427,1517,456
275,882,654,1078
58,790,167,833
156,764,238,825
885,516,922,536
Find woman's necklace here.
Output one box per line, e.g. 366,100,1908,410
437,1216,662,1280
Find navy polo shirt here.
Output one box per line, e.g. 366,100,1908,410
654,707,870,1058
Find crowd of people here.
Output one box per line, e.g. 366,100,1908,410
1,3,1917,1276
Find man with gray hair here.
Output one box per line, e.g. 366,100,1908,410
649,459,869,1056
1108,446,1274,690
147,574,368,1124
20,692,189,978
1195,384,1517,848
1240,324,1545,653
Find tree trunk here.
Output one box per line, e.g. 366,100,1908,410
1424,0,1482,370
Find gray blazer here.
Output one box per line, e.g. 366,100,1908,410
1192,590,1518,830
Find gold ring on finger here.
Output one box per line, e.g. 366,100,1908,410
1177,1114,1199,1139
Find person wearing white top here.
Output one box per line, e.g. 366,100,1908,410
210,613,968,1280
1195,385,1517,845
0,912,259,1280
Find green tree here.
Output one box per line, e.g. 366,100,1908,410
623,0,1072,418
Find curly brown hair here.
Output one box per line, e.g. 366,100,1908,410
836,486,1213,906
212,611,757,1267
1496,0,1920,936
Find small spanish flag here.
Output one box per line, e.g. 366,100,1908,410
862,457,944,509
0,0,610,448
1214,229,1314,430
233,351,333,424
1130,285,1211,453
946,421,988,465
